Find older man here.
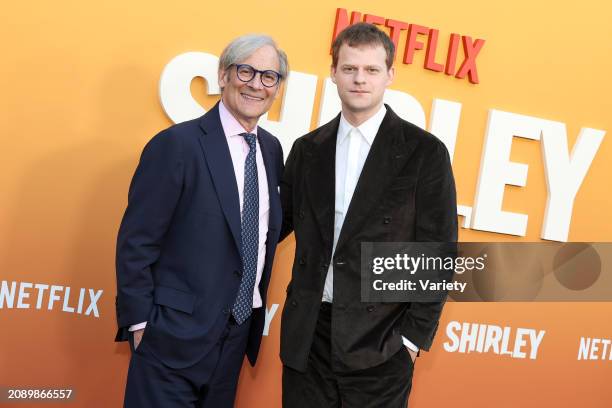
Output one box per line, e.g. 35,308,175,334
115,34,287,407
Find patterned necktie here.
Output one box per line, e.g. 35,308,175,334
232,132,259,324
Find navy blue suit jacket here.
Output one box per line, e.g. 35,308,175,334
115,102,284,369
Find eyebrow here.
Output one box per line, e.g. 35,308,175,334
340,64,383,70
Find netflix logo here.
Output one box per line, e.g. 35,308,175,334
331,8,486,84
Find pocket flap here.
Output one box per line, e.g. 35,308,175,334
154,286,196,314
389,175,417,190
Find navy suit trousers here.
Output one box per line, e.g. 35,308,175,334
124,315,252,408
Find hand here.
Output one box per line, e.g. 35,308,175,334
133,328,145,350
407,348,417,363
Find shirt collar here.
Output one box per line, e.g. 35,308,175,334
337,104,386,146
219,100,258,139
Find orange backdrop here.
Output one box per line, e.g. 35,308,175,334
1,1,611,407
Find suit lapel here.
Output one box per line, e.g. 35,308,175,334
197,103,243,260
335,107,419,253
305,116,339,251
256,129,281,295
257,129,281,232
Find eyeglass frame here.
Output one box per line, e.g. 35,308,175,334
230,63,282,88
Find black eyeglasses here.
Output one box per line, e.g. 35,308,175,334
232,64,282,88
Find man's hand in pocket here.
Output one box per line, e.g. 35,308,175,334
408,348,417,363
133,328,145,350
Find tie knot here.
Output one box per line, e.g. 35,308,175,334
344,128,360,144
241,133,257,150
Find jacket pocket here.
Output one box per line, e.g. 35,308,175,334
388,175,417,191
153,286,196,315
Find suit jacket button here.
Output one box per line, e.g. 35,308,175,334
298,210,305,219
299,257,306,265
223,308,230,315
291,300,298,307
335,258,345,266
366,305,375,312
234,269,242,277
383,216,392,224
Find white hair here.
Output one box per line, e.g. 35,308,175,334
218,34,288,81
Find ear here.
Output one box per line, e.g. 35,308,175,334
218,69,228,89
272,81,282,99
386,66,395,87
330,65,337,84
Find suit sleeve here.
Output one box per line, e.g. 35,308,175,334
279,139,299,241
400,138,458,351
115,129,184,338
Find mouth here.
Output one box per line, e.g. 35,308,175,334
241,93,264,102
349,90,369,94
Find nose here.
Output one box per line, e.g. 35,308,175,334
353,68,366,84
247,72,264,90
